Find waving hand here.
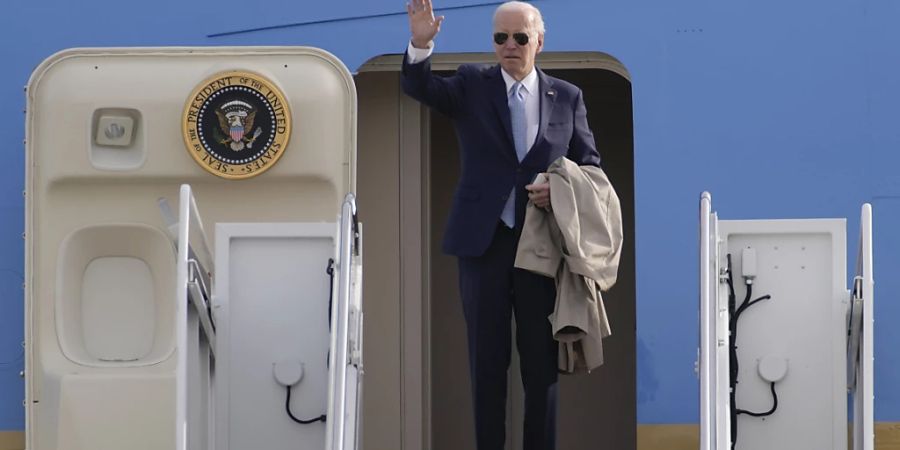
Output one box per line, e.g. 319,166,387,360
407,0,445,49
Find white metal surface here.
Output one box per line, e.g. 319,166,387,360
851,204,874,450
699,192,715,450
699,194,876,450
714,218,730,450
175,186,190,450
699,192,729,450
326,194,364,450
720,219,847,450
214,221,337,450
175,184,217,450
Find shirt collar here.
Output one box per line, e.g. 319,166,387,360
501,67,539,96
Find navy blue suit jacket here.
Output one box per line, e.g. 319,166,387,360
401,54,602,257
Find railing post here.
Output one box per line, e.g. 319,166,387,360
175,184,192,450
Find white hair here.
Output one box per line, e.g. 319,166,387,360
493,1,545,35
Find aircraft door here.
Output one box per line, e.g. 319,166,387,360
25,46,358,450
698,193,874,450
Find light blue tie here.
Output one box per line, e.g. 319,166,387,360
500,82,527,228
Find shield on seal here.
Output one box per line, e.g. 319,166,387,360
230,125,245,142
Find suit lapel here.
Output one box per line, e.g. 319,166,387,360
531,69,556,154
487,66,518,163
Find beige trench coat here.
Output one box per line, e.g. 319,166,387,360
514,157,623,373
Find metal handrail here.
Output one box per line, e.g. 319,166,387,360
851,204,874,450
699,192,714,450
174,184,218,450
326,193,359,450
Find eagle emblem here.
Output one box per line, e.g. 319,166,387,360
183,71,292,179
214,100,263,151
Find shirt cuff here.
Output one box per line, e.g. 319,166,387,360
406,41,434,64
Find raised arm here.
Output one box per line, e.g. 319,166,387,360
401,0,466,117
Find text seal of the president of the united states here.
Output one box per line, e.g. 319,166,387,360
182,71,291,179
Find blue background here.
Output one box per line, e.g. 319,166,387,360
3,0,900,430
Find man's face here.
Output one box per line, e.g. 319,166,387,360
492,8,543,80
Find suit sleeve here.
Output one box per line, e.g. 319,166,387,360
566,89,601,166
400,51,466,118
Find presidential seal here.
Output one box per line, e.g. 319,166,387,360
182,71,291,179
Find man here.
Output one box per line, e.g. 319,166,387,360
402,1,601,449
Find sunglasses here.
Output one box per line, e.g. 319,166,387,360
493,32,530,46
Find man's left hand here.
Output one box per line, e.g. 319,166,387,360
525,179,551,209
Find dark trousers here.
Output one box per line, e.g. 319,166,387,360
457,223,559,450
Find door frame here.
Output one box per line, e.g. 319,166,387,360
356,51,631,450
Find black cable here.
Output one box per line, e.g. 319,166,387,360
725,255,738,450
326,258,336,370
725,254,778,450
734,284,753,323
326,258,335,332
282,258,335,426
737,382,778,417
285,385,326,424
738,295,771,315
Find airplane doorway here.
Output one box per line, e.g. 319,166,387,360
355,52,635,450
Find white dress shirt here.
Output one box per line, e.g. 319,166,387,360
406,41,540,154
